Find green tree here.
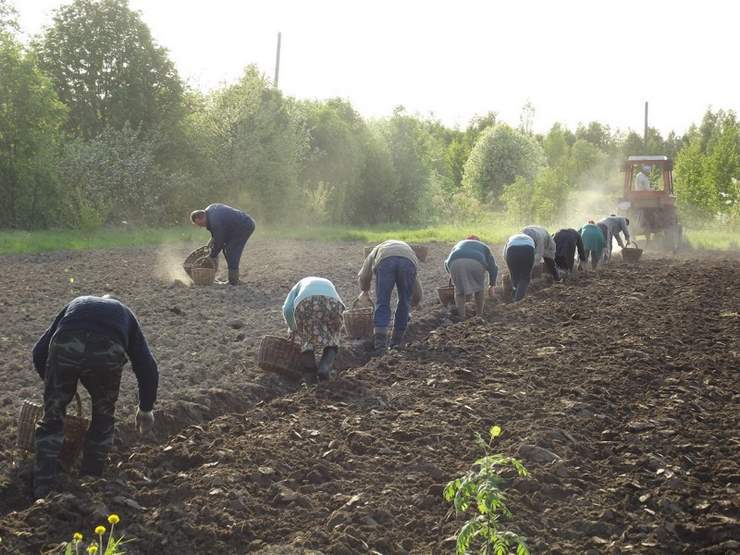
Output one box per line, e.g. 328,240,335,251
192,66,308,222
463,123,545,203
298,98,368,223
543,123,570,168
36,0,183,139
373,107,435,223
0,34,67,228
674,139,720,220
0,0,18,35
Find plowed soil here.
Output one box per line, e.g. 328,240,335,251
0,239,738,554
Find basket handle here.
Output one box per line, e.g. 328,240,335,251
352,294,374,309
627,240,639,248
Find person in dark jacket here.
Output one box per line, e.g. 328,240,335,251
503,233,536,302
190,203,256,285
444,236,497,320
31,295,159,499
552,228,587,274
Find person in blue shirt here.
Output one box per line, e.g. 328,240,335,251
283,277,345,380
31,295,159,499
190,203,256,285
503,233,536,302
444,235,497,320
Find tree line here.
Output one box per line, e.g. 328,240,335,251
1,0,737,230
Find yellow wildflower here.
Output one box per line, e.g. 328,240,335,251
107,514,120,525
73,532,83,542
94,525,106,536
87,545,98,554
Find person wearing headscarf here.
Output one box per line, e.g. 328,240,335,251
444,235,497,320
283,277,345,380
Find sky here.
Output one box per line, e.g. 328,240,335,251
14,0,740,136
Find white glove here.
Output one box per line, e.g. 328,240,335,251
135,408,154,434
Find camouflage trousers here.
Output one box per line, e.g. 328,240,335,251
34,330,126,493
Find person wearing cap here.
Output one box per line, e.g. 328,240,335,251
358,240,423,354
190,203,256,285
31,295,159,499
579,221,606,269
553,228,587,274
635,165,652,191
503,233,536,301
444,235,498,320
521,225,561,281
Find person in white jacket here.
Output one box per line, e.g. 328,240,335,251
521,225,561,281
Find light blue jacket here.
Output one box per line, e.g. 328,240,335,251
282,277,344,330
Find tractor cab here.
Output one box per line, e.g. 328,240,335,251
618,155,682,249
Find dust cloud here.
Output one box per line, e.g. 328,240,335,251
154,246,191,284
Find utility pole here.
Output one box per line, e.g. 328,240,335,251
274,32,282,89
640,101,647,148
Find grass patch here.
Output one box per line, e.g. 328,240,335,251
684,228,740,251
1,221,738,255
0,227,197,255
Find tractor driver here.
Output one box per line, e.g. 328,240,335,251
634,165,652,191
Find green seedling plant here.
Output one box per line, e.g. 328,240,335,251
62,514,127,555
443,426,530,555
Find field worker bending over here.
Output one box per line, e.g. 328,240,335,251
598,214,630,262
503,233,536,302
579,221,606,269
521,225,561,282
553,228,586,274
358,240,422,354
444,235,497,320
31,295,158,499
283,277,345,381
190,203,256,285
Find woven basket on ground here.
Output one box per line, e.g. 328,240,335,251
343,306,374,339
621,241,643,263
183,245,211,278
256,336,303,378
410,244,429,262
437,285,455,306
17,392,89,470
191,265,216,286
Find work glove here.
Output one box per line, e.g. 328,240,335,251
135,408,155,434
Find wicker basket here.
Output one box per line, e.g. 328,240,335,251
183,245,211,278
256,335,303,377
343,306,374,339
621,241,643,263
191,265,216,286
410,244,429,262
437,285,455,306
17,393,89,469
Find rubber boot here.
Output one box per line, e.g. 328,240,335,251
228,270,240,285
301,350,317,372
389,328,405,350
317,346,338,381
372,330,387,356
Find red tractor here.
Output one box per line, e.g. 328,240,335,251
617,155,683,251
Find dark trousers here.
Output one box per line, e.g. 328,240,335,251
585,249,603,269
34,330,125,492
374,256,416,331
506,245,535,302
224,218,256,271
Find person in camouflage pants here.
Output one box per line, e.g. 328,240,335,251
32,296,159,499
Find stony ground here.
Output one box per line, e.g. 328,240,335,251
0,239,738,554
